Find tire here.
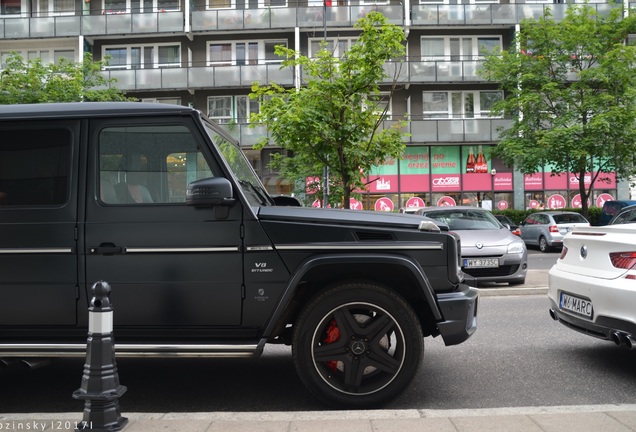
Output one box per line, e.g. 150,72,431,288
292,281,424,409
539,236,551,253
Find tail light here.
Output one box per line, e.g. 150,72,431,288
549,225,559,233
511,228,521,236
559,246,568,260
610,252,636,270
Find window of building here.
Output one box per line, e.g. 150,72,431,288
421,36,501,60
1,0,21,15
103,44,181,70
1,49,75,68
207,95,259,124
0,128,72,206
366,93,392,117
35,0,74,16
423,91,503,119
207,40,286,66
141,97,182,105
309,37,358,58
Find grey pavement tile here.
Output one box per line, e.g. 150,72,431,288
290,419,373,432
607,411,636,430
123,419,212,432
207,420,290,432
530,412,633,432
449,415,543,432
372,417,458,432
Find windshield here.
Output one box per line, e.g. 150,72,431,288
202,120,273,207
422,209,501,231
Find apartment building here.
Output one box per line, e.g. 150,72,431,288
0,0,626,210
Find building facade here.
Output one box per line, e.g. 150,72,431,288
0,0,628,210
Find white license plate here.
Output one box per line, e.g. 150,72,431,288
559,292,593,318
463,258,499,268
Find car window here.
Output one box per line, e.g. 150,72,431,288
553,214,587,224
424,210,500,230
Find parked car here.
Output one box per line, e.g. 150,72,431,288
414,206,527,286
519,211,590,253
548,224,636,349
608,204,636,225
493,214,520,235
600,200,636,225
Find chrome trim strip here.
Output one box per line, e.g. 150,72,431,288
0,248,73,254
125,247,239,253
275,244,443,251
246,245,274,251
0,343,259,358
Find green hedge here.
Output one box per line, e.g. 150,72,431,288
492,206,601,226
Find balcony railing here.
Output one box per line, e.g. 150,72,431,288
0,1,620,39
99,63,294,91
219,118,513,146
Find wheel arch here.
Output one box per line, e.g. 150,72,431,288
261,254,443,342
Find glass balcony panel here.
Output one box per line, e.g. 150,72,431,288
245,9,270,29
132,13,158,32
267,64,293,85
436,61,462,81
518,4,545,20
492,119,511,140
191,11,218,30
158,11,184,31
162,67,188,88
325,6,351,26
82,15,107,35
438,119,465,142
5,18,29,37
492,5,515,24
382,61,408,83
409,61,436,82
215,65,241,85
134,69,161,89
189,66,215,88
240,124,268,147
56,16,80,36
463,61,481,81
464,119,490,141
438,5,465,25
411,5,438,25
106,13,132,33
465,5,491,24
297,7,323,27
30,17,55,37
217,10,243,29
410,120,438,142
109,70,136,90
270,7,295,27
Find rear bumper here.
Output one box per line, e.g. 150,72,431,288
435,283,479,346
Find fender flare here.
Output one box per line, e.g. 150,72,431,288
261,253,443,338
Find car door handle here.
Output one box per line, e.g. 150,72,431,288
90,243,124,255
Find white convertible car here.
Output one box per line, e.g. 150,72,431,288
548,224,636,349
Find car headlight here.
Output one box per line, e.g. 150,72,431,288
507,240,525,254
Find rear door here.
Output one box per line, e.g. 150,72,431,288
0,120,79,327
84,116,244,336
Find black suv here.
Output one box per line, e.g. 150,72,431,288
0,102,478,408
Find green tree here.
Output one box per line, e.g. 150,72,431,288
0,52,133,104
480,4,636,216
250,11,408,208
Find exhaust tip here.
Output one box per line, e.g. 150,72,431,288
611,331,623,346
625,335,636,350
549,308,558,321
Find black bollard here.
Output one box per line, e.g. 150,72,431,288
73,281,128,432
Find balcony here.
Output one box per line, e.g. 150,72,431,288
100,63,294,91
220,118,513,146
0,1,620,40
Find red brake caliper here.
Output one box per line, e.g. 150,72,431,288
323,319,341,372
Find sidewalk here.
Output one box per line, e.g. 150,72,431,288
3,405,636,432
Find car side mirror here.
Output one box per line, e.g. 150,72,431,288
186,177,236,208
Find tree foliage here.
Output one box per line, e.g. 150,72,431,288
480,4,636,216
250,11,408,208
0,52,133,104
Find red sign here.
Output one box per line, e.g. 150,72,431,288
431,174,461,192
546,194,566,209
493,173,513,191
437,196,456,206
374,197,394,212
528,200,539,209
406,197,425,208
368,175,398,193
524,173,543,190
571,194,590,209
596,193,614,208
349,198,363,210
498,200,509,210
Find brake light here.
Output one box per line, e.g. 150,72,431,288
511,228,521,236
549,225,559,233
559,246,568,260
610,252,636,270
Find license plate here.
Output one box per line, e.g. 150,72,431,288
559,292,593,318
463,258,499,268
